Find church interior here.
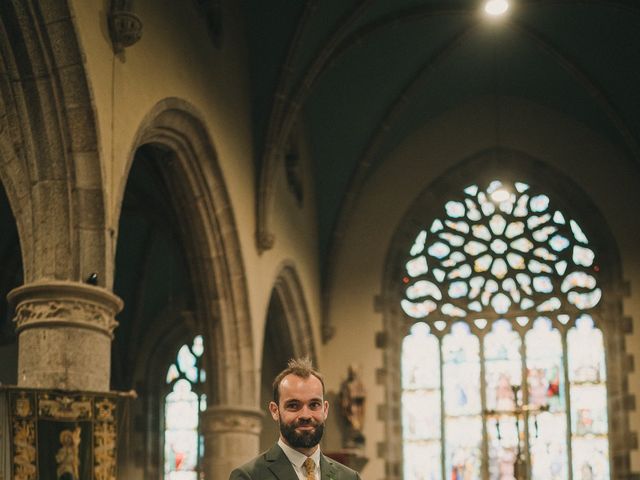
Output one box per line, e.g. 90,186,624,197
0,0,639,479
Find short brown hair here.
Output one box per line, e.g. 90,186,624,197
272,357,325,404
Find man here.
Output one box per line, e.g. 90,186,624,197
229,358,362,479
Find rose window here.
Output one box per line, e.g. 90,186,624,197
402,180,601,325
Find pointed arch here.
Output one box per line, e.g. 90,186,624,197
124,98,256,406
0,0,108,284
269,262,316,362
381,151,630,479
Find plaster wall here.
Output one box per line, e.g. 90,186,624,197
323,96,640,479
69,0,323,394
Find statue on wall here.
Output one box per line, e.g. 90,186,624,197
339,364,366,448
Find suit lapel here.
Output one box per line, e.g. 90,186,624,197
320,453,338,480
266,444,298,480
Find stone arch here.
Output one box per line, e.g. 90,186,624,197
0,0,108,284
124,97,256,407
380,150,630,479
258,262,316,449
269,262,316,361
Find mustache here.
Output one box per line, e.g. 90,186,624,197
294,418,320,427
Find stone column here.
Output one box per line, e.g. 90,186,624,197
201,405,263,478
7,280,123,391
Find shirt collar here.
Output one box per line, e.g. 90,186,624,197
278,438,321,468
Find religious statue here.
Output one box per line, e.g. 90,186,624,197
56,427,81,480
339,364,366,447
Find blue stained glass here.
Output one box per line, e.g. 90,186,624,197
489,214,507,235
406,280,442,300
466,203,482,221
505,221,524,238
440,232,465,247
192,336,204,357
446,201,466,218
553,211,565,224
530,194,550,212
549,234,570,252
401,299,437,318
573,245,595,267
514,194,529,217
177,346,196,376
478,192,495,216
406,255,429,277
472,224,492,241
429,242,451,259
570,219,589,244
410,230,428,255
465,185,479,196
442,303,466,318
431,219,444,233
445,220,470,234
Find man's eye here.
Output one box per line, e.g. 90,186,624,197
285,403,300,410
309,402,321,409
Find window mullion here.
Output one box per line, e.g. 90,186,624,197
562,321,574,480
479,329,489,480
438,334,446,480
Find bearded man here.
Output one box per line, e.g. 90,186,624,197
229,358,361,480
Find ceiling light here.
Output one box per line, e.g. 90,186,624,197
484,0,509,16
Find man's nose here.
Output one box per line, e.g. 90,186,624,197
299,405,313,418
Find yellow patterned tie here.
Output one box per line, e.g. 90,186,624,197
303,457,316,480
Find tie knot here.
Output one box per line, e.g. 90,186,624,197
303,457,316,478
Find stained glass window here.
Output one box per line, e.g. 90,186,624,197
164,335,206,480
400,180,608,479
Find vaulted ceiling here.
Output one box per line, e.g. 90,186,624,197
245,0,640,269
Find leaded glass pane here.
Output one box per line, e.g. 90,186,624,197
403,323,442,480
443,323,482,479
165,337,206,480
526,318,567,480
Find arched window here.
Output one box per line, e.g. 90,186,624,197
400,180,608,479
164,335,207,480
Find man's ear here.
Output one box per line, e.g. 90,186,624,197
269,401,279,422
323,400,329,418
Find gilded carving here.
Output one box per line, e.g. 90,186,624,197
13,420,36,480
95,399,116,422
14,395,32,418
94,422,116,480
39,394,92,420
56,427,81,480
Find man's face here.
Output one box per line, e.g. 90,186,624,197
269,374,329,453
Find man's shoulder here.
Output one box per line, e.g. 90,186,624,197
229,451,270,477
322,453,362,479
229,445,284,479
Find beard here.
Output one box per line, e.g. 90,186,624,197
279,417,325,449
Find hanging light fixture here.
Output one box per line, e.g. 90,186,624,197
484,0,509,16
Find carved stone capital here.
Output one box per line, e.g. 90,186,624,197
201,405,263,435
8,281,123,338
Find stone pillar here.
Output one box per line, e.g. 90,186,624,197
201,405,263,478
7,280,123,391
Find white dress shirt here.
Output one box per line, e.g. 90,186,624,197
278,438,322,479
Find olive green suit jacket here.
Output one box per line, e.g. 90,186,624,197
229,444,362,480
